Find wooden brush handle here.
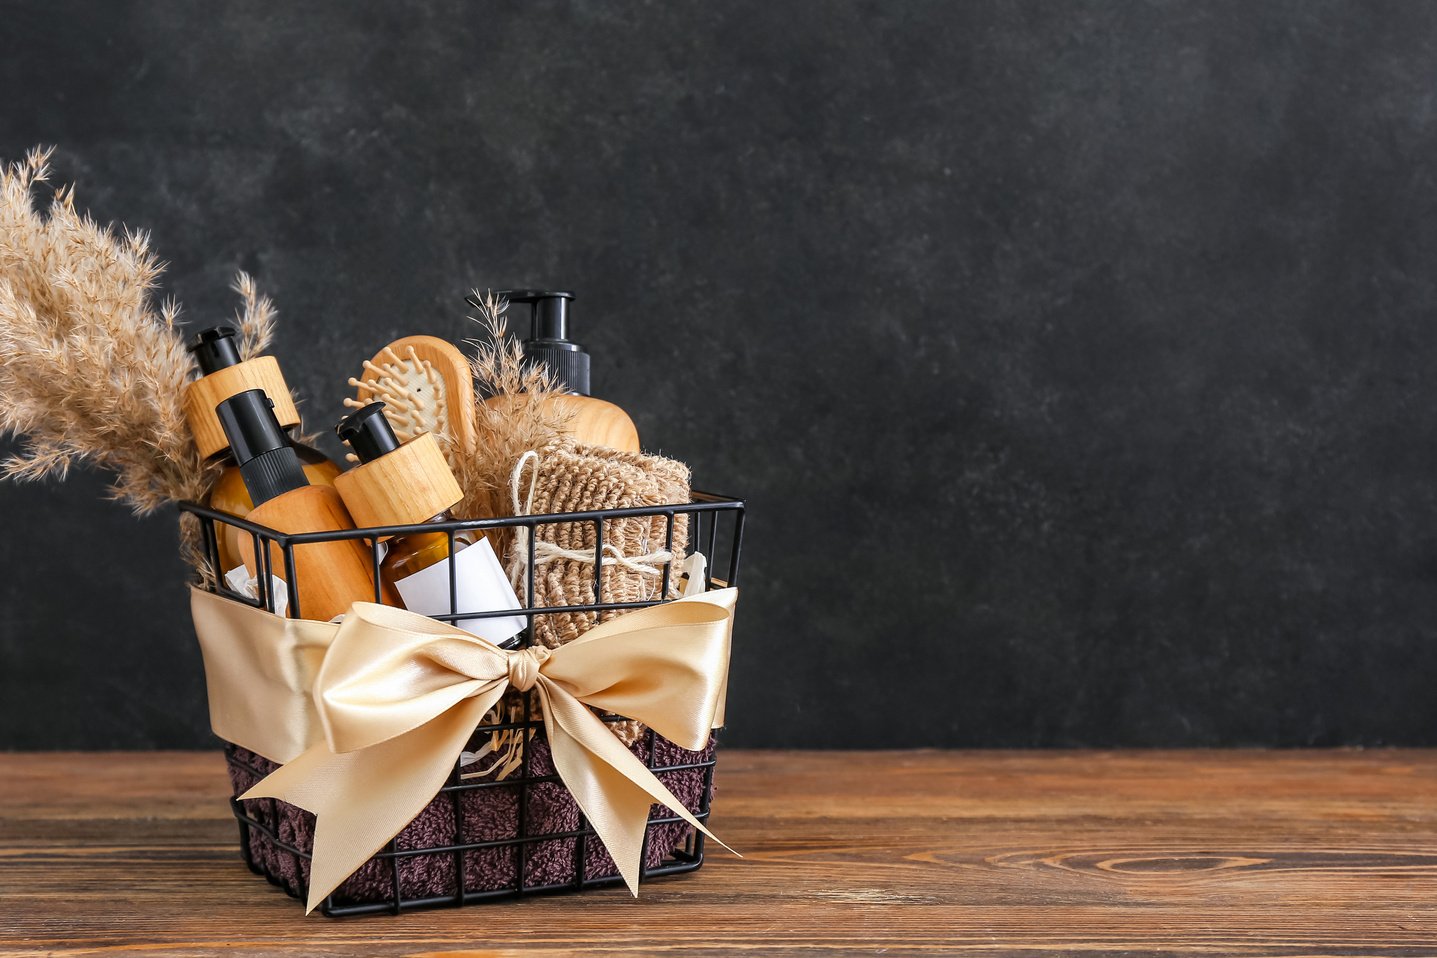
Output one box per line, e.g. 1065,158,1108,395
241,485,395,621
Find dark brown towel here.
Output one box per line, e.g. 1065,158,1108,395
226,730,715,908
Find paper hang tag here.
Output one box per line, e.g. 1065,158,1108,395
223,565,290,617
459,748,485,768
392,536,527,646
679,552,709,596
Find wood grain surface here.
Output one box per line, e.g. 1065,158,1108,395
2,750,1437,956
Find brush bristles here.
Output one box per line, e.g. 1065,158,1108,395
349,346,454,461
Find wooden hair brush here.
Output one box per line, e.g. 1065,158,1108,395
346,335,477,468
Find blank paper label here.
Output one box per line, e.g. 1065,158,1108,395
393,537,526,646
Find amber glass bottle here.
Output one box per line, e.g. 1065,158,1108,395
183,326,342,570
335,402,470,580
333,403,524,646
377,516,477,584
216,390,381,621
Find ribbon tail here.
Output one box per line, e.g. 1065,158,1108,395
536,680,735,896
243,694,497,913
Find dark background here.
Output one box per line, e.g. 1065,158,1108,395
3,0,1436,749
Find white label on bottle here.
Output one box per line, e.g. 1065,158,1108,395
392,537,526,646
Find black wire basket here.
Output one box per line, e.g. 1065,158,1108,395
180,489,744,916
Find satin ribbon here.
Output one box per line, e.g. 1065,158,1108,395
189,586,737,913
191,588,333,764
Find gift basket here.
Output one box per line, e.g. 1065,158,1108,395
0,147,745,917
183,485,743,915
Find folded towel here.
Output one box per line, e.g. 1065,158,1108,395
226,730,715,907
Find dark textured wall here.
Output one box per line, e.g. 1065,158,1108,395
3,0,1437,748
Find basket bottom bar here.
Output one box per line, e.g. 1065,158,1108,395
224,729,717,915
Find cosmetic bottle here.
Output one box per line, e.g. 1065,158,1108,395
474,290,641,452
216,389,384,622
183,325,342,570
333,402,526,647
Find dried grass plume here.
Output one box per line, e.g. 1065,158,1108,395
232,271,277,362
455,290,571,522
0,146,274,573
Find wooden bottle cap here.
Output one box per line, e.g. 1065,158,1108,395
183,356,301,460
333,431,463,529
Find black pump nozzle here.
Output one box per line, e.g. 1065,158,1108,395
189,325,244,375
336,403,402,464
473,289,590,396
525,291,573,340
216,389,307,506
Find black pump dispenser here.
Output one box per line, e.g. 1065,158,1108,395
483,290,589,396
336,402,402,464
189,325,243,375
216,389,307,506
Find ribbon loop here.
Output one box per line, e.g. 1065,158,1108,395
507,644,550,692
204,587,738,913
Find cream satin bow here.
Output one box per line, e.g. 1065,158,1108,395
221,589,736,913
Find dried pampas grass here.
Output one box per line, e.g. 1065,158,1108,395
0,146,273,575
232,271,278,363
455,290,571,523
0,147,204,511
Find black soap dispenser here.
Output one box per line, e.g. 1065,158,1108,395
471,289,640,452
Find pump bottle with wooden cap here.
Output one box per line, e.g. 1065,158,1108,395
333,402,526,647
215,389,387,621
471,290,641,452
183,325,342,571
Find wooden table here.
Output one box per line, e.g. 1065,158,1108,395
3,750,1437,956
